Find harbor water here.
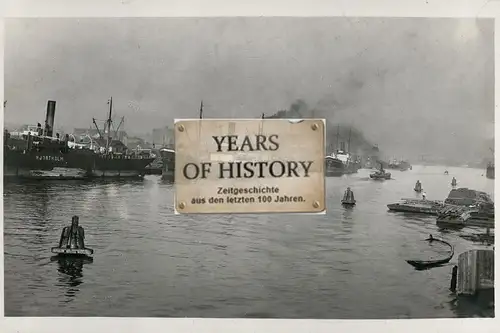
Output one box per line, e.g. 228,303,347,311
3,165,494,318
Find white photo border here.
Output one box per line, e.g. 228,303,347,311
1,0,498,332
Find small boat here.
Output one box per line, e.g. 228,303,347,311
370,171,391,180
370,162,391,180
406,236,454,270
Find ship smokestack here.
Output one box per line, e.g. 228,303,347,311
45,100,56,137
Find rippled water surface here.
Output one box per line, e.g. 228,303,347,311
3,165,494,318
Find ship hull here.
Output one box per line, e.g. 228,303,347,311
4,166,87,180
84,155,156,178
90,170,146,178
4,148,155,179
325,157,345,177
161,170,175,181
160,149,175,181
3,148,88,180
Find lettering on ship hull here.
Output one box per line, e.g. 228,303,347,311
35,155,65,162
91,170,145,178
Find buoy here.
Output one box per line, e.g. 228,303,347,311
341,187,356,205
414,180,422,192
51,215,94,258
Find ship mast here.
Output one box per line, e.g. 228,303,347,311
348,127,352,153
113,116,125,140
336,124,340,152
106,97,113,149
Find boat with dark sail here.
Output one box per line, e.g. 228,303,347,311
406,236,454,270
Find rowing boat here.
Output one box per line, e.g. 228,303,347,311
406,237,454,270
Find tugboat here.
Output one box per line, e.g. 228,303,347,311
370,162,391,180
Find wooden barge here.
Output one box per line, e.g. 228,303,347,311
387,198,444,215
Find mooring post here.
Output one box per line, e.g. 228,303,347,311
450,265,458,292
456,249,494,296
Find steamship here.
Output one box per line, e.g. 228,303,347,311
387,158,411,171
4,101,89,179
4,99,155,179
325,141,360,176
68,97,156,177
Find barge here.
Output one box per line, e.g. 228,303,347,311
387,198,445,214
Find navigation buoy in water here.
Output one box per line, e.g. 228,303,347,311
414,180,422,192
451,177,457,187
341,187,356,206
51,215,94,257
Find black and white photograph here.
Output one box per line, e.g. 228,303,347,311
2,12,495,324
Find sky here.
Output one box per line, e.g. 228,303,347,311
4,17,494,162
